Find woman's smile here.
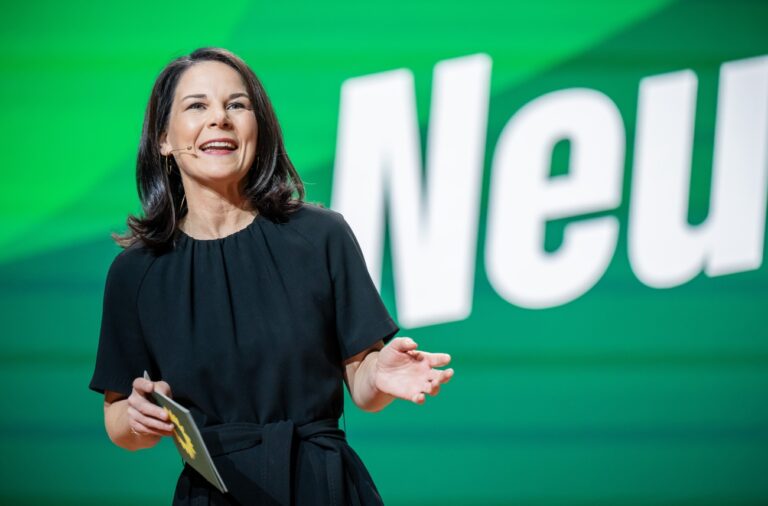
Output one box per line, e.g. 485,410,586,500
199,138,240,156
203,149,237,156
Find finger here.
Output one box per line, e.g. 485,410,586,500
436,368,455,385
390,337,418,353
412,392,426,404
130,394,170,422
427,367,452,383
426,352,451,368
154,381,173,398
132,421,173,438
129,406,175,433
427,383,441,396
132,377,154,393
406,349,426,361
137,424,172,437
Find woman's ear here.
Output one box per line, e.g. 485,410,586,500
159,131,170,156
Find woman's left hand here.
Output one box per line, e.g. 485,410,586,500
374,337,454,404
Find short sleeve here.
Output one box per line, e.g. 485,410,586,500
88,248,154,397
328,213,399,361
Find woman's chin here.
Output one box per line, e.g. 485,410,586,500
186,166,250,185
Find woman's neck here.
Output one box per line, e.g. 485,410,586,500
178,177,257,240
179,205,257,240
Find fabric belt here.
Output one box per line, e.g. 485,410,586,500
197,418,347,506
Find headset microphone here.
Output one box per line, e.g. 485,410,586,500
168,145,197,157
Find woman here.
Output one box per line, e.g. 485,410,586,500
88,47,454,505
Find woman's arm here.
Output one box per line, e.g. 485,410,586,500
103,378,175,451
343,340,395,412
343,337,454,412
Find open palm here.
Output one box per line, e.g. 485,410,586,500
374,337,454,404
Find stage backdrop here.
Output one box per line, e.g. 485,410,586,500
1,1,767,504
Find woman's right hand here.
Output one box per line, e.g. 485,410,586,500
127,377,176,438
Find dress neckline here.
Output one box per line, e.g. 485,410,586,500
178,213,261,243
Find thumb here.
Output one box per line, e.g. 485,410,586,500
133,377,154,394
389,337,418,353
154,381,173,398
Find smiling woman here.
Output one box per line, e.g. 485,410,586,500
118,47,305,252
88,46,454,506
158,60,262,240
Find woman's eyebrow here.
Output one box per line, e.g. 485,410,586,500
181,92,250,101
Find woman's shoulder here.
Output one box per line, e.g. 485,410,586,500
285,202,350,237
105,240,158,288
274,202,359,256
289,201,345,224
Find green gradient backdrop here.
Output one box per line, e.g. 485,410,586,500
1,0,767,504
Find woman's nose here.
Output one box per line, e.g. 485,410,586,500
208,106,232,128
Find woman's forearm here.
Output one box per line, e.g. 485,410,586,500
104,397,162,451
351,351,396,412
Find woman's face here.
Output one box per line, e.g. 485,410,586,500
159,61,258,188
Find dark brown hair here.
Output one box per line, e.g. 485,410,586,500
114,47,304,253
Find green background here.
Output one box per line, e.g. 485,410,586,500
1,0,767,504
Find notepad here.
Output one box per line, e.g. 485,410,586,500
143,370,228,494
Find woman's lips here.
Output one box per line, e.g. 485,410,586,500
202,148,237,155
199,138,239,155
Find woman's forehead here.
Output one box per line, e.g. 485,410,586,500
174,61,248,99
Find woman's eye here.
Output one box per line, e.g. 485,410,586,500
187,102,246,110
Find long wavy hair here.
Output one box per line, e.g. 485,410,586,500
113,47,305,253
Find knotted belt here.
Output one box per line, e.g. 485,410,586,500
196,418,347,506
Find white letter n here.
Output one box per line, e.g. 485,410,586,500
331,54,492,328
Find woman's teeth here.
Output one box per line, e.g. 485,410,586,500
201,141,237,151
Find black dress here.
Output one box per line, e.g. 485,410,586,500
88,203,400,505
